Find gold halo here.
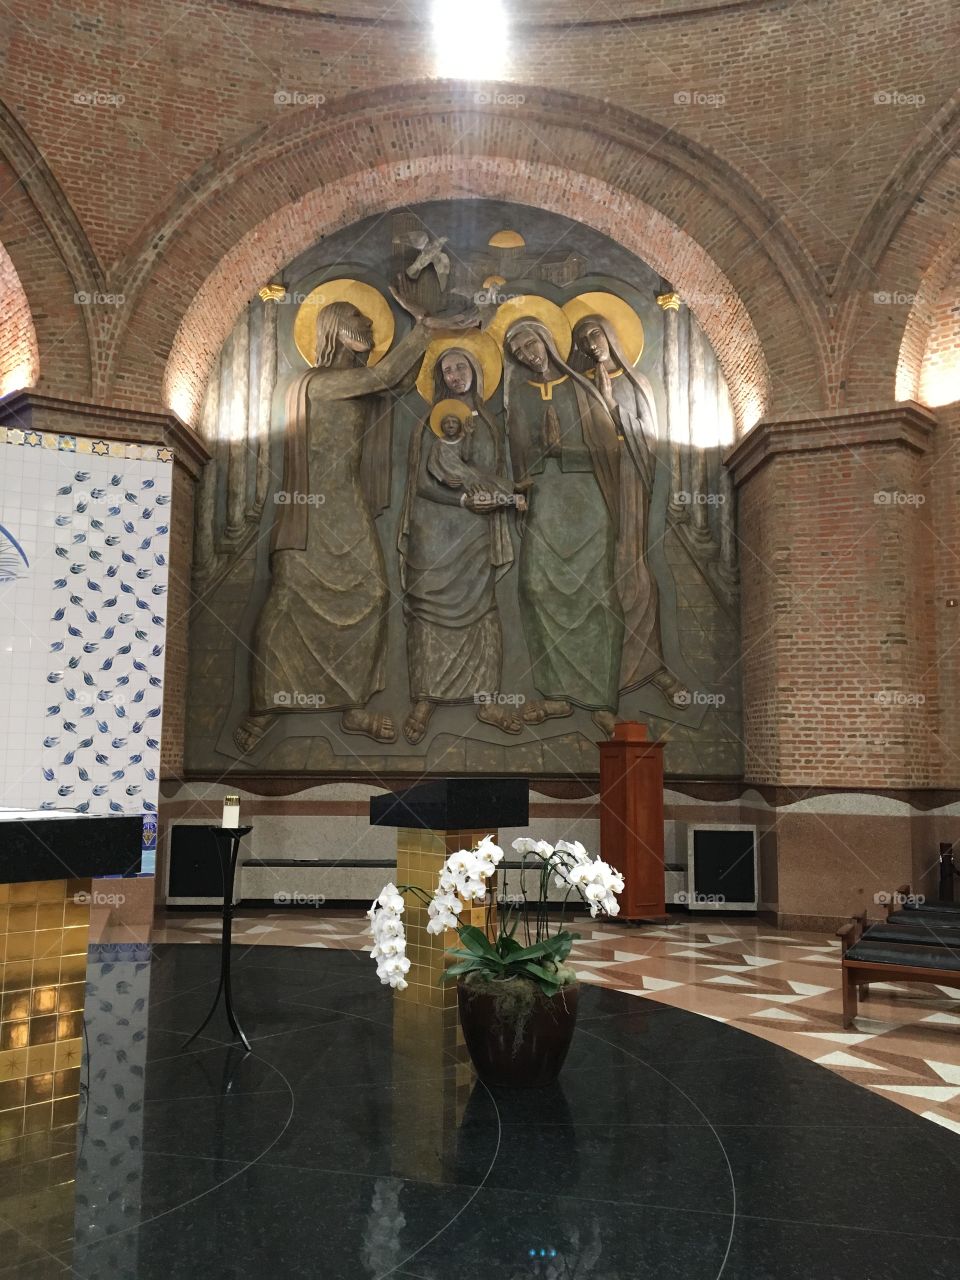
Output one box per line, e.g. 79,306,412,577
416,331,503,403
563,291,645,367
482,274,507,288
293,279,395,368
429,398,474,438
487,295,573,362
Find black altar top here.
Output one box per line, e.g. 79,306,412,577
0,811,143,883
369,778,529,832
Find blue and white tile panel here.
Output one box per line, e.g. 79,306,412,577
0,430,172,814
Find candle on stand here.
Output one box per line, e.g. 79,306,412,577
222,795,240,830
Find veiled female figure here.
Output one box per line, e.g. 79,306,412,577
234,297,453,753
502,317,625,737
398,345,521,745
571,313,685,702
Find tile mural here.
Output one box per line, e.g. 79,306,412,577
0,432,172,814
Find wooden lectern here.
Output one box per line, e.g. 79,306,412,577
598,722,666,921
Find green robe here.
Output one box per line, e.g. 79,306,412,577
508,373,624,712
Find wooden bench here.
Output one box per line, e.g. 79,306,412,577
837,910,960,1027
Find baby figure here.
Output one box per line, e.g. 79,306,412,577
426,400,527,509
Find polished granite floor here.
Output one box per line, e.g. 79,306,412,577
4,940,960,1279
154,910,960,1134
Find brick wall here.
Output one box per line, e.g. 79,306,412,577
920,259,960,408
0,0,956,420
1,0,960,815
730,409,939,789
929,401,960,787
0,239,36,396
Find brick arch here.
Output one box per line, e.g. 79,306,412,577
104,83,826,428
0,102,103,398
161,159,772,432
0,237,38,396
838,92,960,407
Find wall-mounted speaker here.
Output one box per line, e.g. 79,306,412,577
685,824,758,911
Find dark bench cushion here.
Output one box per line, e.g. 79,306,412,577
845,941,960,972
886,905,960,924
862,923,960,948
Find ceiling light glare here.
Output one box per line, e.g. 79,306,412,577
431,0,510,80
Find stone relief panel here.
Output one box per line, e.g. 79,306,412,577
185,201,741,778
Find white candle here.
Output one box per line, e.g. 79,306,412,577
222,795,240,829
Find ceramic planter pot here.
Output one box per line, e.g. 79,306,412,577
457,974,580,1088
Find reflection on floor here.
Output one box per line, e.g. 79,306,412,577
154,911,960,1135
5,942,960,1280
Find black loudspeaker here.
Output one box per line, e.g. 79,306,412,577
165,823,234,906
685,825,758,911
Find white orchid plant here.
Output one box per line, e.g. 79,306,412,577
367,835,625,998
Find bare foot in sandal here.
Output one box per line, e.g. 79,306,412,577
234,713,276,755
591,710,618,738
403,700,435,745
476,703,523,735
521,698,573,725
341,709,397,743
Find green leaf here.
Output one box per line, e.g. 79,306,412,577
516,961,562,997
446,947,505,971
509,939,557,963
442,959,484,980
457,924,498,957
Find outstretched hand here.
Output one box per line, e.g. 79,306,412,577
390,276,426,321
390,274,480,331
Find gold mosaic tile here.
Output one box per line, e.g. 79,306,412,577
0,879,88,1145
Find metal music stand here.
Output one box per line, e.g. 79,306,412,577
182,825,253,1053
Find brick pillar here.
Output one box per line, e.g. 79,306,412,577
726,403,940,925
929,401,960,787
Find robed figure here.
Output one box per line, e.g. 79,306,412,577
570,310,685,702
502,315,626,737
235,294,446,753
398,340,522,745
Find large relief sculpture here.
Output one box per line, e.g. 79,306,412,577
187,201,742,778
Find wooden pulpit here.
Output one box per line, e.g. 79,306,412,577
598,722,666,920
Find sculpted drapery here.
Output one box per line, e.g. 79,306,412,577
397,344,522,744
503,319,626,720
570,313,676,697
236,299,433,751
229,263,689,759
